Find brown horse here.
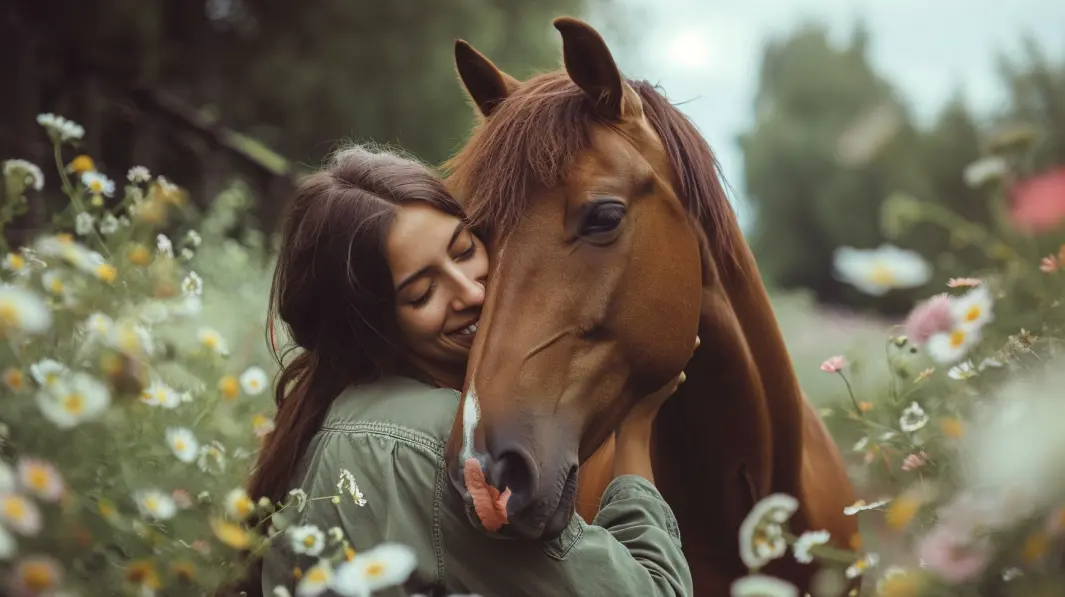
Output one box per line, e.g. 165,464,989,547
441,17,858,595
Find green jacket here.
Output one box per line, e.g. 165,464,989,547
261,375,692,596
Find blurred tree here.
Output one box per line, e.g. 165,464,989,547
738,23,932,314
1,0,615,233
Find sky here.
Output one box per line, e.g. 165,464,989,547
588,0,1065,230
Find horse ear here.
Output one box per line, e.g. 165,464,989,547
454,39,519,118
553,17,642,122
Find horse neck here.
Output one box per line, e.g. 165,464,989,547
650,238,807,558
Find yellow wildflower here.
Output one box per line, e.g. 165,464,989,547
67,155,95,174
219,375,240,400
886,495,921,530
940,418,964,439
210,517,251,550
3,368,24,392
95,263,117,284
128,244,151,266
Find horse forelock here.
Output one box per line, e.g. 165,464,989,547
443,73,744,273
443,72,594,240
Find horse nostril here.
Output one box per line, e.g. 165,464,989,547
491,447,539,513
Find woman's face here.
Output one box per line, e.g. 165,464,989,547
387,202,488,371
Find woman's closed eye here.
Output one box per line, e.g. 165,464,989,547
455,234,477,261
410,283,434,309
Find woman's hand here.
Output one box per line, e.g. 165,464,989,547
612,335,700,482
616,335,700,437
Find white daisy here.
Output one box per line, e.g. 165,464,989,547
2,253,28,275
80,171,115,198
106,319,154,359
197,441,227,474
10,555,63,594
36,373,111,428
40,270,68,298
273,588,292,597
0,493,42,535
140,380,181,409
224,488,254,521
127,166,151,183
833,244,932,296
83,312,113,337
166,427,199,463
180,247,194,261
337,469,367,507
98,214,120,235
296,561,333,597
240,366,268,395
181,272,203,297
74,212,94,236
252,414,275,438
730,574,799,597
948,360,976,380
156,234,174,258
0,285,52,336
288,488,308,512
792,529,830,564
16,458,64,503
37,112,85,142
135,489,177,520
925,325,982,365
186,230,202,247
334,542,417,596
328,527,345,543
900,402,929,433
951,285,994,327
738,493,798,569
3,159,45,192
29,359,68,390
963,156,1007,188
845,552,880,579
198,328,229,356
288,524,326,556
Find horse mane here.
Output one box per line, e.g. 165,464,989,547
443,72,743,269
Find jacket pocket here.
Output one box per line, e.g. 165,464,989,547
542,515,584,561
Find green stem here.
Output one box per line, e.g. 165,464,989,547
837,371,863,418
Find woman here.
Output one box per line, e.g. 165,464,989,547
248,144,694,596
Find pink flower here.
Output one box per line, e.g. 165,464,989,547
1010,166,1065,234
917,522,991,584
947,278,982,288
820,356,846,373
901,452,928,471
903,293,955,345
171,489,193,510
1041,256,1059,273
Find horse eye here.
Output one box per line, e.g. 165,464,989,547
580,202,626,237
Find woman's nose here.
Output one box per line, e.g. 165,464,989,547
451,274,485,310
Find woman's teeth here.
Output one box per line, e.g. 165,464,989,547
458,323,478,336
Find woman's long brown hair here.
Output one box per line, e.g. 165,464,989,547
227,144,465,596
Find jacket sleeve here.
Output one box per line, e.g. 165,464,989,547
438,472,694,597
